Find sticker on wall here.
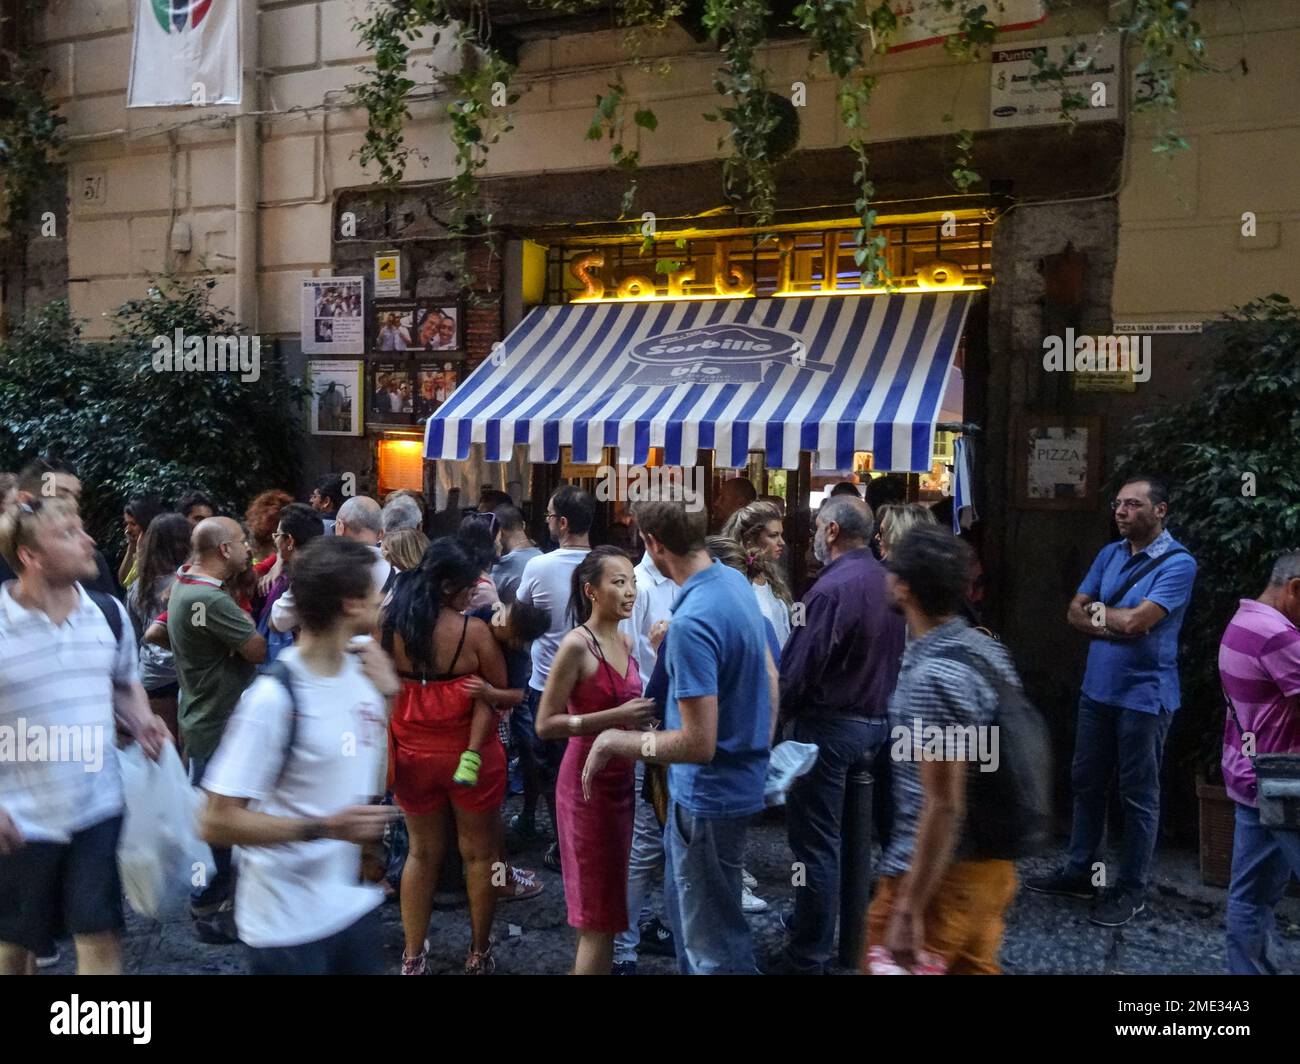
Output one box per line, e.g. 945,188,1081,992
374,251,402,298
307,360,364,436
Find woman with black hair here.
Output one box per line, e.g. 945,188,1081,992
384,538,509,975
127,512,192,743
458,511,501,609
118,496,165,589
535,546,656,974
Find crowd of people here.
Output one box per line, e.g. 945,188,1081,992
1,457,1298,977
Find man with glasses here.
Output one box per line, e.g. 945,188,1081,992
168,516,268,941
1027,474,1197,927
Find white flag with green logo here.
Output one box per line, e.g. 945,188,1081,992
128,0,241,108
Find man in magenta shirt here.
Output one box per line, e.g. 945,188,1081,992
1219,550,1300,975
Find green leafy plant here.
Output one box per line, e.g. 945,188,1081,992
343,1,1211,277
0,53,67,233
0,279,307,552
1113,295,1300,787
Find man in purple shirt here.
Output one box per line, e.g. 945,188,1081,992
773,496,905,974
1219,550,1300,975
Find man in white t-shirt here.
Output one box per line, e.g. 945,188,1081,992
200,537,400,974
271,495,393,634
510,486,593,864
0,499,168,976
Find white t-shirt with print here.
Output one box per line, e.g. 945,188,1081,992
515,547,590,692
202,647,388,949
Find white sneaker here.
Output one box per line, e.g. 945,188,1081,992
742,884,769,913
36,946,61,969
742,868,757,890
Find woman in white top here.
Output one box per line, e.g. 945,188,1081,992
720,500,793,648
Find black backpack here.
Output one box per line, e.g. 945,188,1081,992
936,643,1053,861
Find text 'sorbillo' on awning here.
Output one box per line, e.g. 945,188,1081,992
424,292,973,472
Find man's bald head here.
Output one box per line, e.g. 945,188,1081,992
193,516,243,555
336,496,382,544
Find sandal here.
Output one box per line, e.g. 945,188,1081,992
465,941,496,975
495,864,543,902
401,939,430,976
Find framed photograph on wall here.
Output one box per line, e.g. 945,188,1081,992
414,359,464,422
414,304,460,351
1015,414,1102,510
307,360,364,436
370,361,414,424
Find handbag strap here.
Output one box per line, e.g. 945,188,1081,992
1102,546,1190,608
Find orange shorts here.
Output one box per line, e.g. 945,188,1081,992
391,736,507,816
864,859,1017,975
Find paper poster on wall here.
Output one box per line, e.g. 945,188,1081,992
891,0,1045,51
1015,416,1102,511
301,278,365,355
990,35,1120,128
307,360,364,436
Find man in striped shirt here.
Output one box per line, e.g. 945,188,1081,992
1219,550,1300,975
0,498,168,975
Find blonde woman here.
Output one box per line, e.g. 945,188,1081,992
876,503,937,560
383,528,430,575
720,501,793,647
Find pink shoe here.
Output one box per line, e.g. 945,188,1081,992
401,939,430,975
465,941,495,975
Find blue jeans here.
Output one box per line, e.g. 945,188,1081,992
614,761,664,964
1226,802,1300,975
783,715,890,973
1064,695,1173,893
662,799,755,975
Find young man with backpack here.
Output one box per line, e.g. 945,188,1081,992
0,498,169,975
199,537,399,974
865,525,1041,975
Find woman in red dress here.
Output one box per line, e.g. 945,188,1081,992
384,538,509,975
537,546,656,975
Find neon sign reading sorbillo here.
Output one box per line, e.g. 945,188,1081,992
566,243,979,303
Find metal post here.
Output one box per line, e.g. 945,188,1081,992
838,767,874,969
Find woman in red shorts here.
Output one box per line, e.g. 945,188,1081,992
536,546,656,975
383,538,508,975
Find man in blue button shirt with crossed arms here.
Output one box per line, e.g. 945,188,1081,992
1027,473,1197,927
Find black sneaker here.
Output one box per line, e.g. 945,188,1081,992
1090,889,1145,927
1023,870,1097,901
611,960,637,975
637,916,675,957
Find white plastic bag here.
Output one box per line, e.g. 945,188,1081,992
118,742,214,919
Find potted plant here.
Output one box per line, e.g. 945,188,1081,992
1115,294,1300,887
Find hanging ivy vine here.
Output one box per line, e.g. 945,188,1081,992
349,0,1213,284
0,53,67,236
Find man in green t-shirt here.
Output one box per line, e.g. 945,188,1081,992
168,516,266,936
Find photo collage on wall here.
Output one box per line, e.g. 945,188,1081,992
369,299,465,425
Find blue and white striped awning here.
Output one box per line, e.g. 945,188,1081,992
425,292,973,471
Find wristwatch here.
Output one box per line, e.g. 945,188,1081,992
567,714,582,735
301,818,327,842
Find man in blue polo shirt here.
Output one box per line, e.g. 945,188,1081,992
1027,474,1197,927
583,500,776,974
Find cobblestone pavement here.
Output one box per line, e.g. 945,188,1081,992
45,799,1300,976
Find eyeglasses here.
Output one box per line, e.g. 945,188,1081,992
1110,499,1147,512
545,511,557,520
